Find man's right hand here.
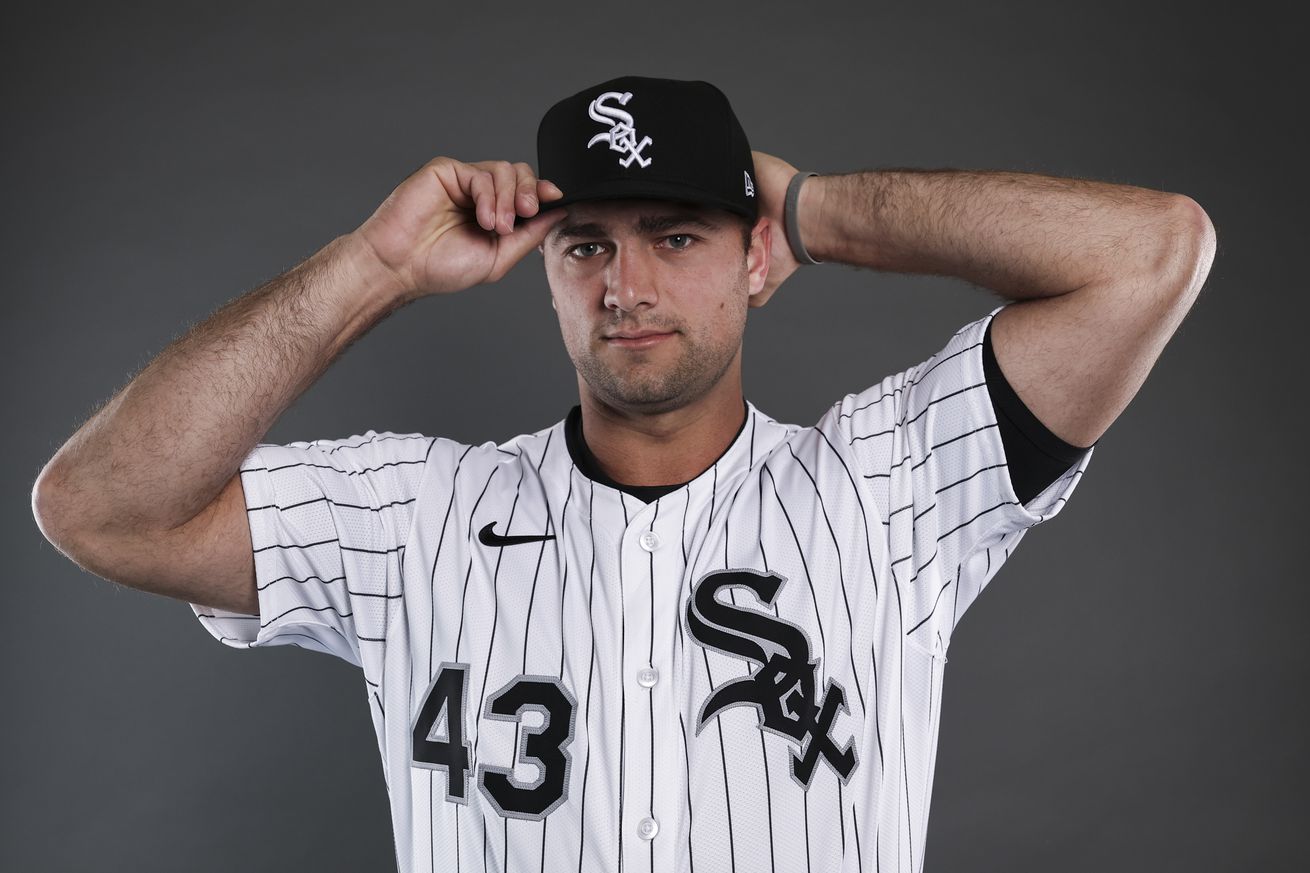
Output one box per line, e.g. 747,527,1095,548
351,157,568,300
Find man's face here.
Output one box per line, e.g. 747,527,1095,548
539,199,770,415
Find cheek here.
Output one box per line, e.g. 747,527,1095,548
688,296,747,350
553,305,590,354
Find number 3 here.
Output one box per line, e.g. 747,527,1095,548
411,663,576,820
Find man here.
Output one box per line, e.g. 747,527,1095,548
31,75,1214,872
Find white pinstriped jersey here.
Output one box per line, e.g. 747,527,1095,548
192,303,1094,873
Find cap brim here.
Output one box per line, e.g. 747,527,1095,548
535,178,755,220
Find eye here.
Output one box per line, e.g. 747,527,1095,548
566,242,605,260
666,234,695,250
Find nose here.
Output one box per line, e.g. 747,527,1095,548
603,244,659,313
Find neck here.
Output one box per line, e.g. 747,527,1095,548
577,374,747,487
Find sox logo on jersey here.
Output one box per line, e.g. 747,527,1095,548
686,568,858,787
191,305,1093,873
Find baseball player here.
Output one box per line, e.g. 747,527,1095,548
32,75,1213,872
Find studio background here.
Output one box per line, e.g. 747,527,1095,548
5,1,1302,871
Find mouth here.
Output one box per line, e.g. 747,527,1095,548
604,330,676,349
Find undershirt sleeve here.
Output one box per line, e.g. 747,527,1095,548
982,317,1095,507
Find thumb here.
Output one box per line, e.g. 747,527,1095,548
494,208,568,273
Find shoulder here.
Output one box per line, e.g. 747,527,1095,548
404,416,571,493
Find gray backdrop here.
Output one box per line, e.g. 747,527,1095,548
6,1,1303,870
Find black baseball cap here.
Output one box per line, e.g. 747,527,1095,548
535,75,758,222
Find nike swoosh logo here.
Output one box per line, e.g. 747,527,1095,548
477,522,556,547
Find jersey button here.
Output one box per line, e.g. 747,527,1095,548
637,666,658,688
637,816,659,840
638,531,661,551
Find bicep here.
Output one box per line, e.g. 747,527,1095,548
60,470,258,615
171,472,259,614
988,206,1212,449
983,316,1094,504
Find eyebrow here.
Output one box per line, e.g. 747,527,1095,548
550,212,721,248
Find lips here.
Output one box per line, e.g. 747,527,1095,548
607,330,671,339
605,330,675,348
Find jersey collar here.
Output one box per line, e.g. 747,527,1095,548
563,397,751,504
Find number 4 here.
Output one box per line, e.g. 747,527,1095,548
412,662,473,801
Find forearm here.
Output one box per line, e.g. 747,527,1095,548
35,232,408,537
798,167,1188,297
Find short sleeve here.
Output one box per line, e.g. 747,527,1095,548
189,430,440,668
825,304,1095,652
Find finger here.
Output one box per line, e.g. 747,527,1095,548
513,162,540,218
467,169,496,231
538,178,564,201
444,159,480,211
484,160,518,235
490,208,568,281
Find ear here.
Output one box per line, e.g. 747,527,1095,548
745,216,772,304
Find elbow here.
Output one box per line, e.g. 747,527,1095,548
1149,195,1218,303
33,468,126,584
32,464,77,554
1172,194,1217,268
33,465,59,544
32,460,99,560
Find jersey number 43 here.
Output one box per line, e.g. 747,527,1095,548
411,662,577,821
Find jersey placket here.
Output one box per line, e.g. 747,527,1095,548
616,494,682,872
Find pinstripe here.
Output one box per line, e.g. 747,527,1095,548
618,491,629,873
679,712,695,873
471,463,526,768
648,497,660,871
576,479,597,873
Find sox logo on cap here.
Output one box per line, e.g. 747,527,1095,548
587,90,653,168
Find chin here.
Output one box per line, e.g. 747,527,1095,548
601,386,681,411
575,345,727,414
